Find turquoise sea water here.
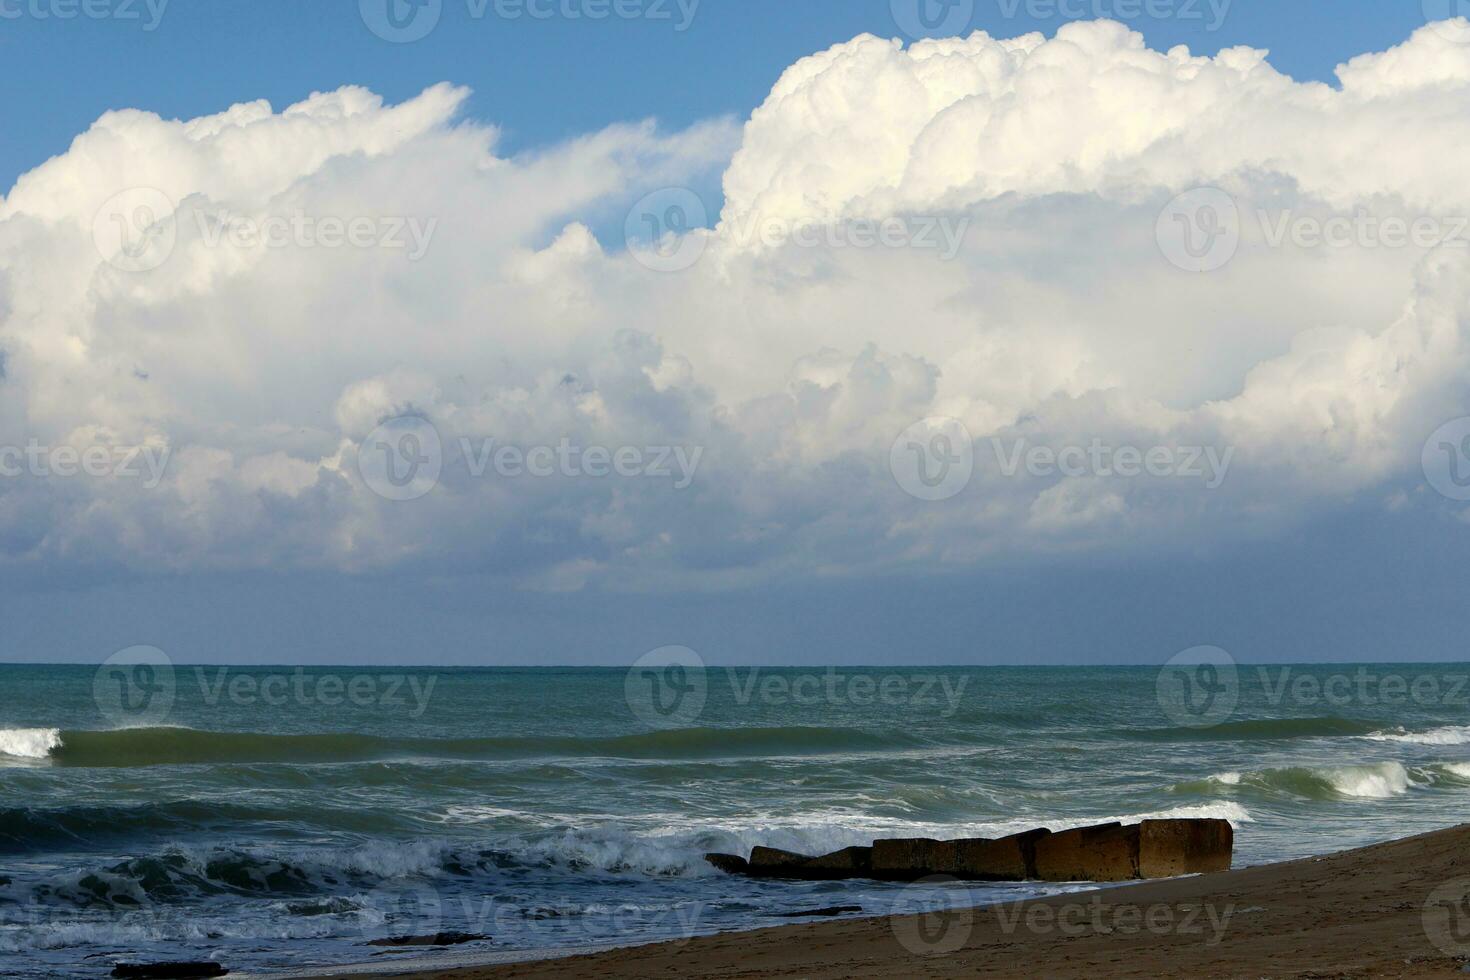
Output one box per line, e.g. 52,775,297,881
3,662,1470,977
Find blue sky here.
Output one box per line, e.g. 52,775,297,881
3,1,1469,666
0,1,1439,194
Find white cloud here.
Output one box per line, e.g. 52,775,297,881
3,20,1470,589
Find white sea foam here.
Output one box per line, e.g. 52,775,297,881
0,727,61,759
1123,802,1253,824
1318,761,1415,798
439,804,547,825
1362,725,1470,745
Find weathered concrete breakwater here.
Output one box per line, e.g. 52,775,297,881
705,818,1232,883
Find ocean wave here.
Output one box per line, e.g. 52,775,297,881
0,728,62,759
0,801,1254,914
1171,761,1454,800
0,902,352,954
1361,725,1470,745
1124,716,1382,742
1,841,496,910
0,801,249,855
13,725,926,768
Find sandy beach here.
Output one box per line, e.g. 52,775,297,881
320,824,1470,979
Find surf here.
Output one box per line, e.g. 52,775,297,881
2,725,927,768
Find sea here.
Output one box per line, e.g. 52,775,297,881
3,661,1469,978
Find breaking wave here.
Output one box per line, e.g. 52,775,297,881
1169,761,1470,800
1124,716,1381,742
0,728,63,759
1360,725,1470,745
1,725,924,768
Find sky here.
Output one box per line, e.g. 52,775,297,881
0,0,1437,193
2,1,1470,665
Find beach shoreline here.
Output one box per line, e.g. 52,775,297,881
299,824,1470,979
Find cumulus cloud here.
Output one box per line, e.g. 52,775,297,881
3,19,1470,590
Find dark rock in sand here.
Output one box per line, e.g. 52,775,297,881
748,845,815,873
705,852,751,874
871,837,942,879
111,964,227,979
803,845,872,875
366,931,491,947
1033,822,1138,882
728,819,1232,884
952,828,1052,880
745,845,874,879
871,830,1050,881
1138,818,1233,876
775,905,863,918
